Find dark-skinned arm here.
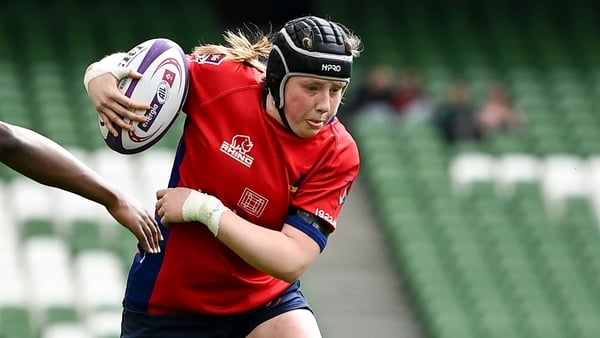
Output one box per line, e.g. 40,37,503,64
0,121,162,253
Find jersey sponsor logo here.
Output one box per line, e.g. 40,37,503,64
220,135,255,167
238,188,268,218
315,208,336,226
194,53,226,65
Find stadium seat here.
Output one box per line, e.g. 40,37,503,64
493,241,540,295
85,309,122,338
572,125,600,156
56,2,101,64
21,218,55,238
0,182,19,243
419,285,478,338
449,152,495,196
521,304,569,338
0,61,32,128
469,285,521,338
0,250,27,309
50,147,107,230
89,149,138,190
52,188,105,238
8,179,56,233
135,148,177,208
87,149,142,226
22,237,76,328
529,125,575,155
70,219,106,253
570,309,600,338
106,223,139,273
493,153,540,197
486,132,530,155
0,306,35,338
44,305,78,325
539,155,589,218
73,250,125,316
584,155,600,224
40,322,93,338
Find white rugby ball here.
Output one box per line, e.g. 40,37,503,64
100,38,189,154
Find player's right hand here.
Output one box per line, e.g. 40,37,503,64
87,72,150,137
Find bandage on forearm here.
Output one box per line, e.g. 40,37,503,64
182,190,228,236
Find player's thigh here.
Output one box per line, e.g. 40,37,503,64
246,308,321,338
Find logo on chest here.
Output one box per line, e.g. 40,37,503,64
220,135,255,167
238,188,268,218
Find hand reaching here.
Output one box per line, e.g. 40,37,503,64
108,193,163,253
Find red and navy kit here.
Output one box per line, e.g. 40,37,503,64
123,54,360,316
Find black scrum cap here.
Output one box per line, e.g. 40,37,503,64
266,16,354,119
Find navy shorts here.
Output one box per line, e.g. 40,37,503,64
121,280,311,338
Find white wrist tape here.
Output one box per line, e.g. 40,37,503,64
83,52,129,93
182,190,229,236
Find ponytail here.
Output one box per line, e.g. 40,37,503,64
192,30,272,72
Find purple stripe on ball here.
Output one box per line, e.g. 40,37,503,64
137,39,174,73
123,39,176,98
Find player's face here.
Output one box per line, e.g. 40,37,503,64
283,76,346,138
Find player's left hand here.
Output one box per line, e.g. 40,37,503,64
156,188,228,236
155,187,191,224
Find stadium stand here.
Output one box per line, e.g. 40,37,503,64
334,0,600,337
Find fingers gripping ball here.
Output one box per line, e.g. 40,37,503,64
100,38,190,154
182,191,229,236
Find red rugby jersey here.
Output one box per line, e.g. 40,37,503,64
124,54,360,315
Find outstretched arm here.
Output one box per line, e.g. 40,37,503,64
0,121,162,253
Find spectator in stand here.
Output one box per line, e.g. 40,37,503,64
476,81,525,139
345,64,396,120
434,80,482,145
393,66,433,125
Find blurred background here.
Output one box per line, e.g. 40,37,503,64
1,0,600,337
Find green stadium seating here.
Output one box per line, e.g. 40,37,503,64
70,219,106,254
21,218,55,238
354,105,600,337
44,305,79,325
0,306,35,338
109,226,139,273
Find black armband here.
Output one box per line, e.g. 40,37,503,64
290,207,332,237
285,207,332,252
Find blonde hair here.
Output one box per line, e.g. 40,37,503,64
193,30,272,71
192,27,363,73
